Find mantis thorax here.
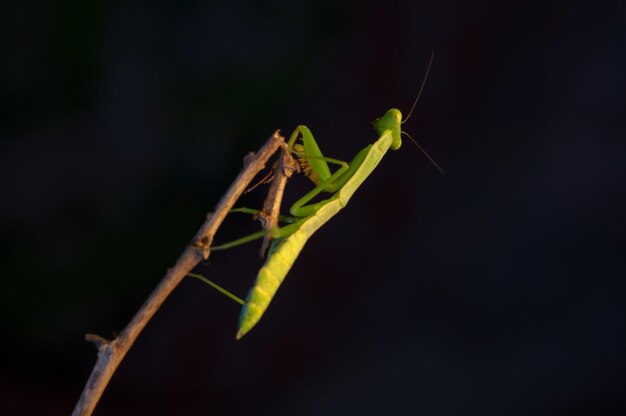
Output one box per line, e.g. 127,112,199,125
372,108,402,150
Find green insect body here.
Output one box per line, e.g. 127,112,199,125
235,112,399,339
181,49,441,342
236,197,343,339
194,54,440,338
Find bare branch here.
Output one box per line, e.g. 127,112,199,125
72,130,285,416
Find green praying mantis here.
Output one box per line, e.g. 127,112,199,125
192,54,441,339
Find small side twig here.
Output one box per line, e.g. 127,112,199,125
72,130,285,416
257,141,299,256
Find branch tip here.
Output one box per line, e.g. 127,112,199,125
85,333,111,349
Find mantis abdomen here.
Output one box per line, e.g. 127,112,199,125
236,198,343,339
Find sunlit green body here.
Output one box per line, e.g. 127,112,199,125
235,110,400,339
237,196,344,338
195,55,438,338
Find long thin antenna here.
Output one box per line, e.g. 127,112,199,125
402,50,435,124
402,131,444,174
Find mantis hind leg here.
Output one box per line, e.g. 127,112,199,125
187,273,244,305
192,218,302,306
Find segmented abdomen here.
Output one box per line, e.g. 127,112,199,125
236,200,341,339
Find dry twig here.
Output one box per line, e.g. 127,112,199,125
256,141,300,256
72,131,285,416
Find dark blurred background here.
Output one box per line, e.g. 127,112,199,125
2,1,625,415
